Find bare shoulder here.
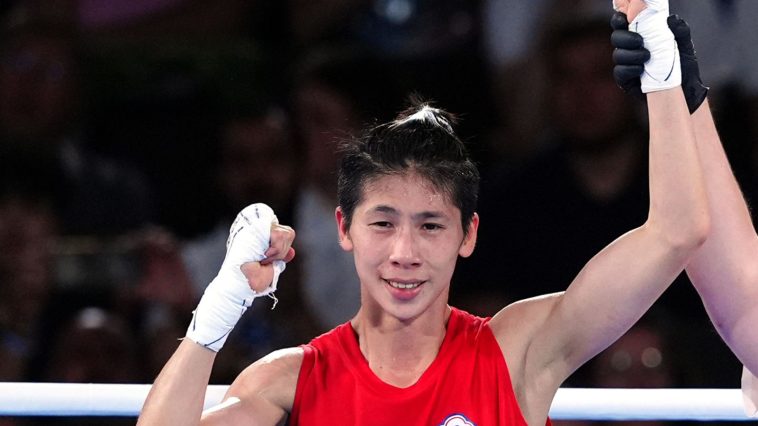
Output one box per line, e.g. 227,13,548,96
487,293,566,423
488,293,564,386
230,347,305,410
489,292,564,347
201,347,304,425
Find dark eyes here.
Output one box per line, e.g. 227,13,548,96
369,222,444,231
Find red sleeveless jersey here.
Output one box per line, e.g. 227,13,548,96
289,307,551,425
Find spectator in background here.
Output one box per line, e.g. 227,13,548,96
457,15,649,313
0,189,57,382
29,308,137,425
461,9,738,387
187,104,318,382
480,0,608,167
132,104,318,383
288,0,493,153
182,106,300,297
0,8,160,395
0,5,153,236
44,307,142,383
0,160,151,390
480,0,758,213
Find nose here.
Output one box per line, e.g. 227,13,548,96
388,227,421,268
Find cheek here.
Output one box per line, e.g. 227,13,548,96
423,238,463,268
352,235,383,260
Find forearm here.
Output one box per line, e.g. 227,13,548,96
138,203,295,425
687,100,758,286
548,85,708,366
645,89,709,248
611,1,757,375
541,8,709,373
685,101,758,372
137,339,216,426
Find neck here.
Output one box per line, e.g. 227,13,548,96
351,305,451,387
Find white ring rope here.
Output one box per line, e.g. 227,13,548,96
0,383,753,420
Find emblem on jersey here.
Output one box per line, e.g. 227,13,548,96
439,413,476,426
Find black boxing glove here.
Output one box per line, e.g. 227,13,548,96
610,11,649,101
610,11,709,114
667,14,709,113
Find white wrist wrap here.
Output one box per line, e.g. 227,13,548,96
624,0,681,92
186,203,286,352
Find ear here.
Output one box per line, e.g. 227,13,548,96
335,206,354,251
458,212,479,258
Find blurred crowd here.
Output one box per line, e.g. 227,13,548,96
1,0,758,424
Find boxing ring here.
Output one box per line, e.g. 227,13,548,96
0,383,755,420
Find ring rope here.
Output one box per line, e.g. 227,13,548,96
0,383,752,420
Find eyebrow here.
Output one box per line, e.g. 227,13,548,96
370,205,448,221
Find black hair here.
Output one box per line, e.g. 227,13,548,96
337,99,479,234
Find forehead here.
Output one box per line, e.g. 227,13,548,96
359,172,456,212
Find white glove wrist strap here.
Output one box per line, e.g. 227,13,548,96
627,0,681,93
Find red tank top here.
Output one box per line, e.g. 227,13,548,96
289,307,550,425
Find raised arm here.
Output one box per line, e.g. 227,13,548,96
658,12,758,411
490,3,708,421
138,339,217,425
612,10,758,378
138,204,297,426
688,98,758,412
692,94,758,415
674,26,758,378
540,0,707,369
687,100,758,374
533,66,708,378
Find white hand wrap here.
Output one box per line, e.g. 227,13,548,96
186,203,286,352
618,0,681,93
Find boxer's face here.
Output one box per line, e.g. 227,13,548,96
336,171,478,321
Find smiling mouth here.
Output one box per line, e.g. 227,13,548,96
384,279,425,289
